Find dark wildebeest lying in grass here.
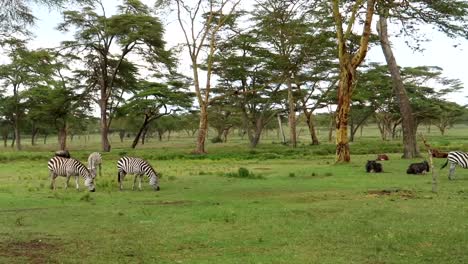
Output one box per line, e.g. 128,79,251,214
431,149,448,158
366,160,383,173
376,154,389,161
406,161,430,174
55,150,71,159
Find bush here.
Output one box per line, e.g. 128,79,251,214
223,167,264,180
211,137,223,143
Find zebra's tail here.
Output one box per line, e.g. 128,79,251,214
441,159,449,169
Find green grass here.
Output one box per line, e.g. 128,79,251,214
1,125,468,263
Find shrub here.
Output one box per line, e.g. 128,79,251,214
211,137,223,143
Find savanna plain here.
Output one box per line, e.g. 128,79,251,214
1,126,468,264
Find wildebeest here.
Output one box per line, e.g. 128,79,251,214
55,150,71,159
406,161,430,174
376,154,389,161
366,160,383,173
431,148,448,158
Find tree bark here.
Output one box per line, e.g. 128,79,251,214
194,103,208,154
328,112,334,143
287,78,297,148
277,114,286,144
131,116,149,149
305,112,320,145
377,16,419,158
100,100,111,152
332,0,376,162
335,64,353,162
14,120,21,151
31,124,39,146
58,125,67,151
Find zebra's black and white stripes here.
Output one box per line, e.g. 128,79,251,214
117,157,160,191
441,151,468,180
88,152,102,177
48,156,96,192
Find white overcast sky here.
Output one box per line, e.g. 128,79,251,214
19,0,468,106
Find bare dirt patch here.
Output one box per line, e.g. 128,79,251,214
366,188,416,199
133,200,194,206
0,238,60,264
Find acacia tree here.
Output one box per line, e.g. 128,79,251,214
175,0,241,154
375,0,468,157
118,78,192,149
0,38,54,150
331,0,377,162
58,0,172,152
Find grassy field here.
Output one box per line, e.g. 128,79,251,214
1,125,468,263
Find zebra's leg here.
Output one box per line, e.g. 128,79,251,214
138,174,143,191
65,175,71,189
449,162,456,180
132,174,138,191
119,171,125,191
50,172,56,190
75,175,80,190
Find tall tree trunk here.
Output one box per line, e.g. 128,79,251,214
14,119,21,151
119,130,125,143
335,63,354,162
377,16,419,158
277,114,286,143
141,127,148,145
328,113,334,143
332,0,376,162
194,104,208,154
100,100,111,152
131,117,149,149
11,133,15,148
58,124,67,151
43,134,48,144
287,78,297,147
304,112,320,145
222,127,230,143
31,124,39,146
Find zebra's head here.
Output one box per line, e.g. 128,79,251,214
149,172,160,191
84,177,96,192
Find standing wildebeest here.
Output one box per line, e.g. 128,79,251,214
55,150,71,158
406,161,430,174
366,160,383,173
441,151,468,180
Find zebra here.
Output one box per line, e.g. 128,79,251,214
117,157,160,191
87,152,102,177
48,156,96,192
441,151,468,180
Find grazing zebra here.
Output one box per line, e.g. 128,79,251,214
117,157,160,191
55,150,71,158
48,156,96,192
441,151,468,180
87,152,102,177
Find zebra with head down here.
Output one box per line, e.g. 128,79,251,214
48,156,96,192
117,156,160,191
